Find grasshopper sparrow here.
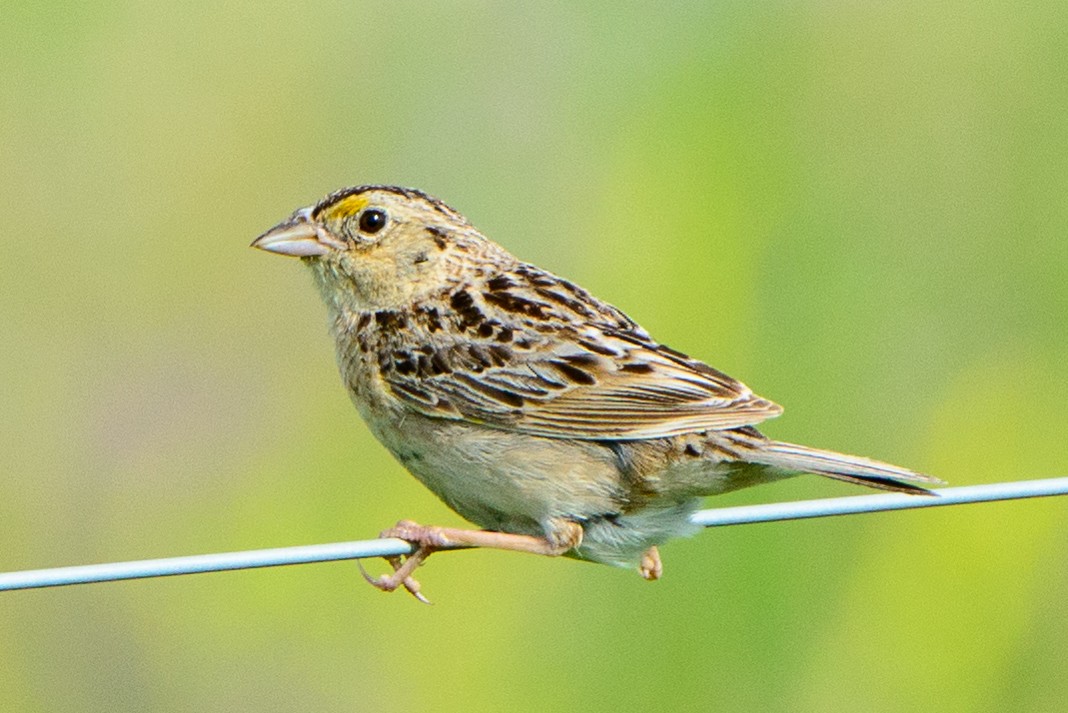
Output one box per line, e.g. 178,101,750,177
253,185,940,599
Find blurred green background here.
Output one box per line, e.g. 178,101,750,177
2,2,1067,711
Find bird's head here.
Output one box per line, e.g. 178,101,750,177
252,185,495,312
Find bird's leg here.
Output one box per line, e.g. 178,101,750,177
360,519,583,602
639,545,663,581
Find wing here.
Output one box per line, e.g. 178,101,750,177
379,264,783,441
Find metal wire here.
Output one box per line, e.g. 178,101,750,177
690,477,1068,526
2,477,1066,592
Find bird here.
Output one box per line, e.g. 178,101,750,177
252,184,940,600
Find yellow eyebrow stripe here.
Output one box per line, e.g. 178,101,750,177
323,194,369,220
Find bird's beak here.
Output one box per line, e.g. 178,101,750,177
251,207,346,257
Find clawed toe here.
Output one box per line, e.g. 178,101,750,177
358,550,433,604
356,520,448,604
379,520,452,549
639,546,663,581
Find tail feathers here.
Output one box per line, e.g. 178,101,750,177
753,440,943,495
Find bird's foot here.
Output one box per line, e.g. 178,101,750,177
357,520,453,604
639,545,663,581
359,519,584,602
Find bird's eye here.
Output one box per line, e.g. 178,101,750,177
358,208,388,235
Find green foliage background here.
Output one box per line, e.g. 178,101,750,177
2,3,1066,711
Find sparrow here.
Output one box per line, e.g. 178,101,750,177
252,184,939,600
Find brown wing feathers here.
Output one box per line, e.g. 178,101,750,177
375,264,783,440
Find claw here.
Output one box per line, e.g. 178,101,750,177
639,546,663,581
357,552,433,604
355,520,447,602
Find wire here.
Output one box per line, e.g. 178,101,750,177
690,477,1068,527
2,477,1066,592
